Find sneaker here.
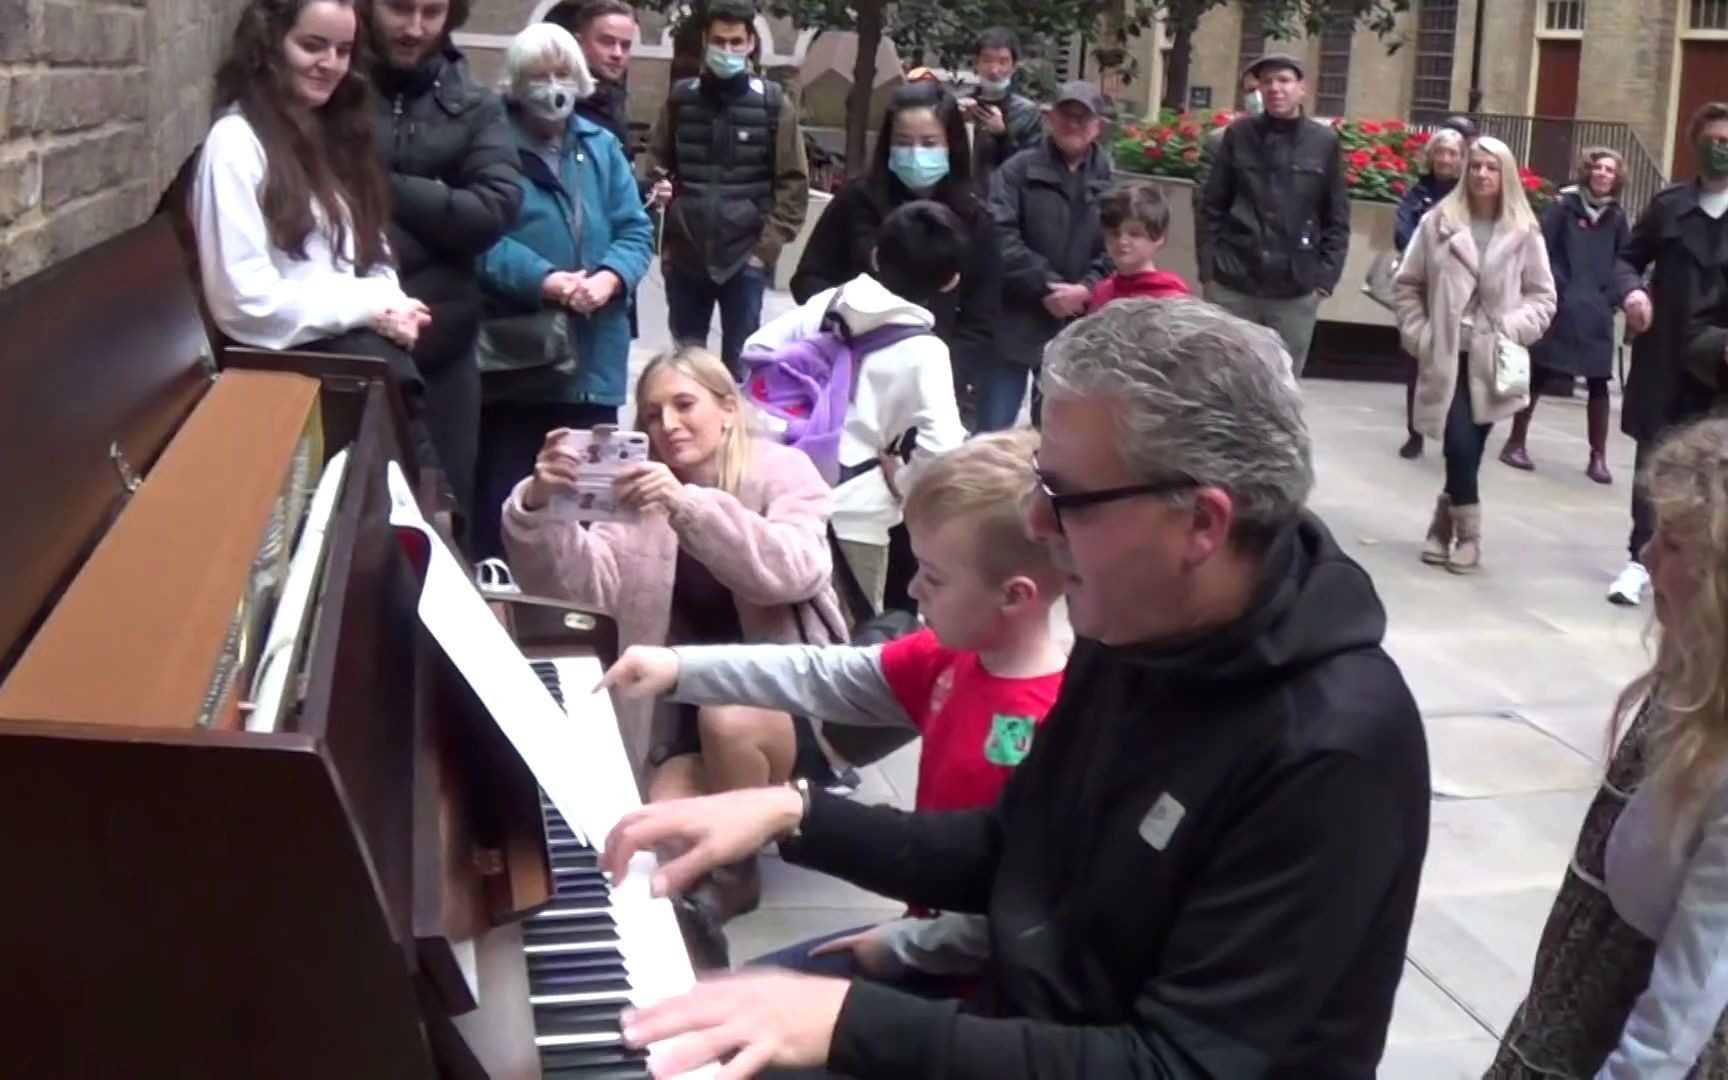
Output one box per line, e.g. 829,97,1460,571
1608,561,1649,606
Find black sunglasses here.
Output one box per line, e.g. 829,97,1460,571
1033,454,1197,531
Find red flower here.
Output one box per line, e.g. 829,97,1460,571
1360,120,1382,135
1386,119,1407,131
1348,148,1372,168
1413,130,1432,144
1522,174,1542,192
1179,123,1200,139
1402,136,1421,152
1182,147,1200,162
1345,170,1361,187
1391,179,1408,194
1158,126,1174,141
1125,123,1142,139
1391,155,1408,172
1212,110,1232,128
1148,146,1163,159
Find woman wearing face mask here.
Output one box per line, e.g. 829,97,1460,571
1393,136,1556,573
1499,149,1640,483
792,81,1002,427
1489,417,1728,1078
502,347,843,951
471,23,654,561
1392,128,1467,459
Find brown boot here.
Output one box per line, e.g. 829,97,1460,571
1421,494,1452,566
1447,504,1482,574
1499,404,1535,471
1586,392,1613,484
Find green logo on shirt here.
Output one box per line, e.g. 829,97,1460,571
984,714,1037,767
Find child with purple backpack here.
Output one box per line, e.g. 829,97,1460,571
740,201,970,612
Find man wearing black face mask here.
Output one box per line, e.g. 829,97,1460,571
365,0,524,529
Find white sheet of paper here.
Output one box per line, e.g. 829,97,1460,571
384,462,642,848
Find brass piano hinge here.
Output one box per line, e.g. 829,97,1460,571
108,442,143,494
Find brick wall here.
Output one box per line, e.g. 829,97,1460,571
0,0,247,288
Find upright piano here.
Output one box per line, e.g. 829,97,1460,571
0,217,706,1077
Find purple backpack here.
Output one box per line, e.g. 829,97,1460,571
741,303,929,484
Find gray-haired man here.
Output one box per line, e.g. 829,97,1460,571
596,299,1429,1079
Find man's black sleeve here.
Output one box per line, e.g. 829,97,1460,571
390,96,524,259
1196,127,1238,285
779,790,1002,915
826,753,1410,1080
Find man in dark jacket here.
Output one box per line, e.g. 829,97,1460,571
601,298,1430,1080
962,27,1044,190
545,0,635,146
366,0,524,523
1199,52,1350,376
1608,101,1728,606
645,0,809,377
982,80,1113,431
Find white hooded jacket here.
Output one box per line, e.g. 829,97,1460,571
743,274,967,546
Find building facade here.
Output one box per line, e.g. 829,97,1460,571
1119,0,1728,181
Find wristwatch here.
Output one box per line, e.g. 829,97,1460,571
786,777,812,840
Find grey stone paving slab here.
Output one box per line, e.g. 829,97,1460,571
1425,712,1598,799
1421,796,1572,900
1406,887,1557,1035
1388,961,1490,1045
1378,1037,1501,1078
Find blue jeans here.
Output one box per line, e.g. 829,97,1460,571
1443,361,1491,508
971,361,1033,432
664,261,768,378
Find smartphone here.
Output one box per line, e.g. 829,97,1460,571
549,426,651,523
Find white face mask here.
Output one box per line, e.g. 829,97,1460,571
522,78,582,122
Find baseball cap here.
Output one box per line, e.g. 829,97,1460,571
1246,52,1305,80
1054,80,1108,116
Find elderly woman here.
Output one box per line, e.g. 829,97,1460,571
1499,148,1640,483
502,347,844,937
1394,136,1557,573
471,22,654,560
1393,127,1466,459
1490,417,1728,1078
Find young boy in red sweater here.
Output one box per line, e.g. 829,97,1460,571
599,429,1067,980
1089,183,1192,309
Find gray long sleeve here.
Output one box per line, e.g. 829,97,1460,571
879,913,991,977
671,644,914,730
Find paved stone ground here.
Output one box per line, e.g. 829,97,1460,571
630,263,1652,1076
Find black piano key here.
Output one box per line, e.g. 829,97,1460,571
529,970,634,995
549,879,611,900
523,924,621,947
528,950,627,974
534,1006,625,1039
539,1043,649,1071
551,849,602,870
543,1068,649,1080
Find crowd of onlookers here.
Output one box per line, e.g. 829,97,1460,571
152,0,1728,1073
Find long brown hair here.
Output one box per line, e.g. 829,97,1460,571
1613,418,1728,826
214,0,392,274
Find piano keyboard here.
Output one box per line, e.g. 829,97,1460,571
529,658,717,1080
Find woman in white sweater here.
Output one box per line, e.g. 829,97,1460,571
191,0,429,364
1490,416,1728,1078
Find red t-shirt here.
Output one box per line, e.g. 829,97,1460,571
878,628,1065,813
1089,269,1193,310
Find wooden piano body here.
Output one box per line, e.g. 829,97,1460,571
0,217,619,1078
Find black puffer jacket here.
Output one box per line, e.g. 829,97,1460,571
372,45,524,372
1199,113,1351,298
787,513,1430,1079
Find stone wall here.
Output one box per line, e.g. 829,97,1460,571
0,0,247,287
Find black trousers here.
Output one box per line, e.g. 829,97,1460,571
471,399,620,562
1627,379,1726,560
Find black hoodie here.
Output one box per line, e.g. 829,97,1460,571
783,512,1430,1079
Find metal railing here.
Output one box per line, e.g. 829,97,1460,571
1411,110,1668,219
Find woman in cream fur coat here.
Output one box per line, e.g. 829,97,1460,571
1393,135,1557,573
502,347,845,799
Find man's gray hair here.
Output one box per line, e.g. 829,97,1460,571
1040,298,1313,545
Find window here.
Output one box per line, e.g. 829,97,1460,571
1410,0,1459,119
1315,8,1353,115
1543,1,1585,32
1692,0,1728,30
